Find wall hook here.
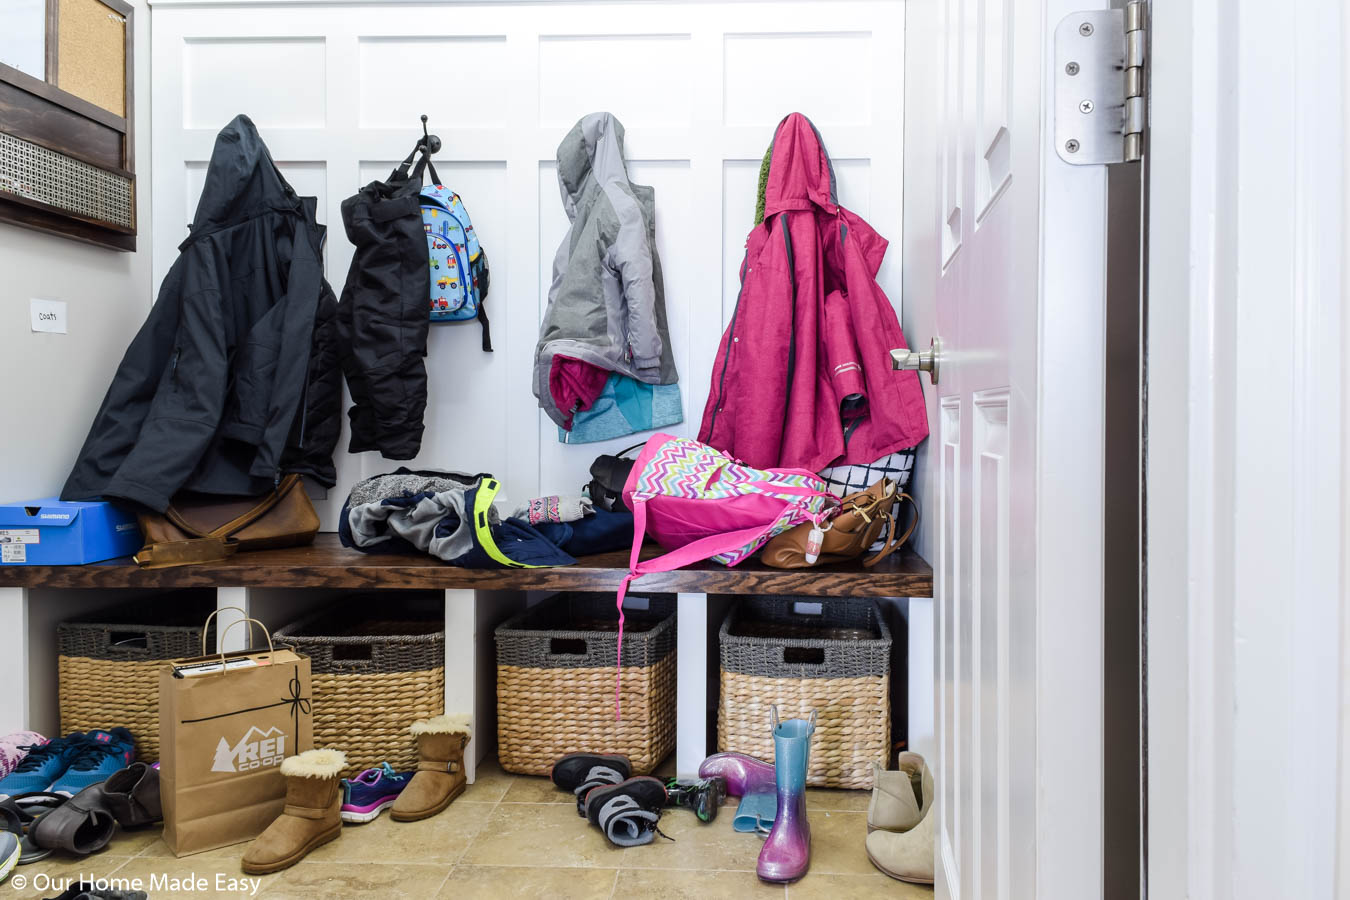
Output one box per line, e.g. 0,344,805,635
418,114,442,155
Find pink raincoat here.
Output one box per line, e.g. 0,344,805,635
697,114,928,472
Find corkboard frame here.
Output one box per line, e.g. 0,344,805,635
0,0,135,251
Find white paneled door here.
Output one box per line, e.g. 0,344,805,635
905,0,1110,897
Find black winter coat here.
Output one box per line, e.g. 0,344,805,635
62,115,340,511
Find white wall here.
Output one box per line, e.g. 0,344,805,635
149,0,906,527
0,0,153,505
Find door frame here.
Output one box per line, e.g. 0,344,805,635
1145,0,1347,896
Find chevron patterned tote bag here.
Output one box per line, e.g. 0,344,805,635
609,434,838,713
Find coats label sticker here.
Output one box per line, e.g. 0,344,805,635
0,530,40,544
1,544,25,563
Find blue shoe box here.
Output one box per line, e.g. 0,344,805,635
0,498,141,565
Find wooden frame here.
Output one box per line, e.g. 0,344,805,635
0,0,136,251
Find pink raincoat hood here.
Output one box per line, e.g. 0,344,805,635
697,113,929,472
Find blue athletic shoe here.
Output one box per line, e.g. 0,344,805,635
0,732,85,799
339,763,413,823
49,728,135,796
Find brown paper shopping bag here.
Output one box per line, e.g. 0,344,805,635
159,610,313,857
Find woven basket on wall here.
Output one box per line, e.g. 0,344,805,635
718,597,891,789
59,593,216,764
274,600,444,778
495,593,676,776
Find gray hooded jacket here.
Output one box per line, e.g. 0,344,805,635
533,113,679,428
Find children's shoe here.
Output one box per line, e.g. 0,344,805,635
550,753,631,818
49,730,134,797
0,732,47,781
0,734,84,799
340,764,412,824
0,831,18,885
583,776,671,847
665,776,726,824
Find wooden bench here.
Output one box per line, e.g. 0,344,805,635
0,534,932,779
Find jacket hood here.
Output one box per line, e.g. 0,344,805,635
763,112,838,218
556,112,630,220
188,114,299,238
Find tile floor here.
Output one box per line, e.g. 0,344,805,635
6,758,934,900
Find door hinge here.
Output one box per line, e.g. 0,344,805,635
1055,1,1148,165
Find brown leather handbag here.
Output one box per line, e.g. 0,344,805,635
760,477,917,569
134,474,320,568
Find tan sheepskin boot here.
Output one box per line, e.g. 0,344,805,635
241,749,345,876
390,714,471,823
868,752,934,832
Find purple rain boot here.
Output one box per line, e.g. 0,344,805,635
698,751,775,797
756,709,816,884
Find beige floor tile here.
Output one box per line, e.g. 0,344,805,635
6,853,135,900
137,836,251,861
459,802,625,869
805,787,871,812
464,756,515,803
437,864,618,900
260,861,449,899
618,808,767,872
89,854,283,900
502,774,574,804
788,872,934,899
804,811,876,876
304,800,494,865
614,868,784,899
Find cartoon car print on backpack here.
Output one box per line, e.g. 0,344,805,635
437,277,451,290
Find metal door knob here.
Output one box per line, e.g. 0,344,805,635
891,337,941,385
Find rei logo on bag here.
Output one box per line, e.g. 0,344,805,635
211,726,287,773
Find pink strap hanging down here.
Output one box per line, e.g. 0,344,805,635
612,491,833,719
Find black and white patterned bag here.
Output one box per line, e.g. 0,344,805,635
818,449,916,496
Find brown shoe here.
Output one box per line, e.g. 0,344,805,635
241,749,345,875
390,715,470,823
102,763,161,828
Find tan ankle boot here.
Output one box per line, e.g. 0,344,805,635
390,714,470,823
866,801,936,884
867,752,934,832
241,749,345,875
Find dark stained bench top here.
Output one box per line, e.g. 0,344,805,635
0,533,932,597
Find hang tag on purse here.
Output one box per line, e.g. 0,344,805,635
805,526,825,565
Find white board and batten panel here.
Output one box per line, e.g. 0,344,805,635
150,0,906,526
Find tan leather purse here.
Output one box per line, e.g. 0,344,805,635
134,474,320,568
760,477,917,569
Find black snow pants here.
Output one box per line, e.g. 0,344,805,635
337,151,433,460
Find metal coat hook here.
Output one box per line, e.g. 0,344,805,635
418,115,442,156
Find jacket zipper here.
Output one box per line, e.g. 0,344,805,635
706,249,750,438
171,347,182,388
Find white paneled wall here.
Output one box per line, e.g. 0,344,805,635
150,1,905,527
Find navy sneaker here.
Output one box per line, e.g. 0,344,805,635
339,764,413,824
49,729,135,797
0,733,85,799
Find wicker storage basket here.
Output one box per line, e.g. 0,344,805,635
58,593,217,764
274,598,444,777
495,593,676,776
718,597,891,789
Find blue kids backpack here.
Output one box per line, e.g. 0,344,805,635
420,163,492,351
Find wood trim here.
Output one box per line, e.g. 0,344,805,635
0,80,128,172
45,0,60,84
123,2,135,179
0,533,933,595
0,63,127,134
0,196,136,251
